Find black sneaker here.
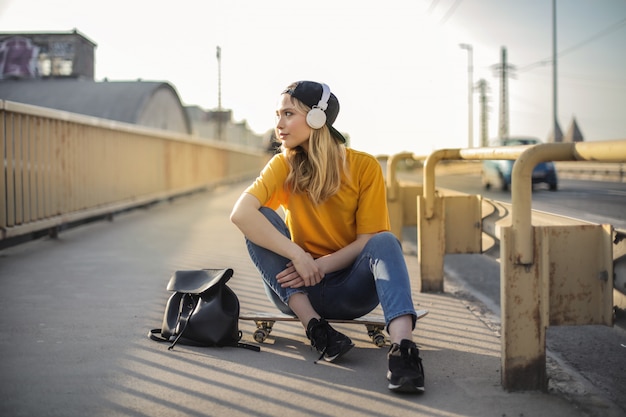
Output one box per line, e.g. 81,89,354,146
306,318,354,363
387,339,425,393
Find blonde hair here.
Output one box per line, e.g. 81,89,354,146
280,94,347,205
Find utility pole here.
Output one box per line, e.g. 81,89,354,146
459,44,474,148
551,0,561,142
216,46,222,111
492,46,515,139
216,45,224,141
476,79,490,147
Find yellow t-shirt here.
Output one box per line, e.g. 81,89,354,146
245,148,390,258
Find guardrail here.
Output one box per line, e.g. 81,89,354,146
387,139,626,391
1,100,269,243
555,161,625,182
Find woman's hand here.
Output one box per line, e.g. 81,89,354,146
276,252,324,288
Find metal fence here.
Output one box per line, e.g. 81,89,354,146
1,100,268,241
385,139,626,391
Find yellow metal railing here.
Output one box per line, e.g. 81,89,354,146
510,141,626,263
419,141,626,282
387,139,626,392
1,100,268,241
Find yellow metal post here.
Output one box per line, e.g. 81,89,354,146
500,226,547,391
386,152,413,240
417,195,445,292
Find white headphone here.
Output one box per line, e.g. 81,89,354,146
305,83,331,129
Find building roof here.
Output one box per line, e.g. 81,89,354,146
0,29,97,46
0,79,191,133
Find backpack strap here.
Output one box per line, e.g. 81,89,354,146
166,293,196,350
148,328,260,351
231,333,261,352
148,328,169,342
147,292,189,348
148,291,260,352
161,292,185,339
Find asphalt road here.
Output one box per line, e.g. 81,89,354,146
437,175,626,230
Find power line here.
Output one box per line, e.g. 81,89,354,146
519,17,626,72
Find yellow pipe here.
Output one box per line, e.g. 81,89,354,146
422,146,533,219
511,140,626,264
572,140,626,162
423,149,460,219
510,143,573,264
421,139,626,228
386,152,414,201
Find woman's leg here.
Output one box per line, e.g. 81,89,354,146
364,232,417,344
287,293,321,326
244,207,353,361
245,207,327,324
352,232,423,393
307,232,417,343
310,232,417,323
387,315,414,344
244,207,301,315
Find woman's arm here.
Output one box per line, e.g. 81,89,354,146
276,233,375,288
230,193,323,287
230,193,299,259
315,233,374,274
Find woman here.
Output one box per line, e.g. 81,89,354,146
230,81,425,393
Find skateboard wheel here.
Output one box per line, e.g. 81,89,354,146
253,329,268,343
366,325,386,347
372,333,386,347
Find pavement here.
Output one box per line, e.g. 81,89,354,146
0,182,623,417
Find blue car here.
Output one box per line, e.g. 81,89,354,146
481,137,558,191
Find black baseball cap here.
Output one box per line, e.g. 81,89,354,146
283,81,347,144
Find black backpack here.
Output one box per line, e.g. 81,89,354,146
149,268,259,351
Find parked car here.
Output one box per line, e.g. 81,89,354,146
481,137,558,191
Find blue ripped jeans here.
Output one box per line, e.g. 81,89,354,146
245,207,417,329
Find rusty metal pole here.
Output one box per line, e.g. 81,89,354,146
510,143,574,264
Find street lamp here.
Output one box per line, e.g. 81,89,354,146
459,43,474,148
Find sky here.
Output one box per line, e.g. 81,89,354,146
1,0,625,156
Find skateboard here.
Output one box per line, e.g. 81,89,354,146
240,309,429,347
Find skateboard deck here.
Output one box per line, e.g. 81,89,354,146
240,309,428,347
